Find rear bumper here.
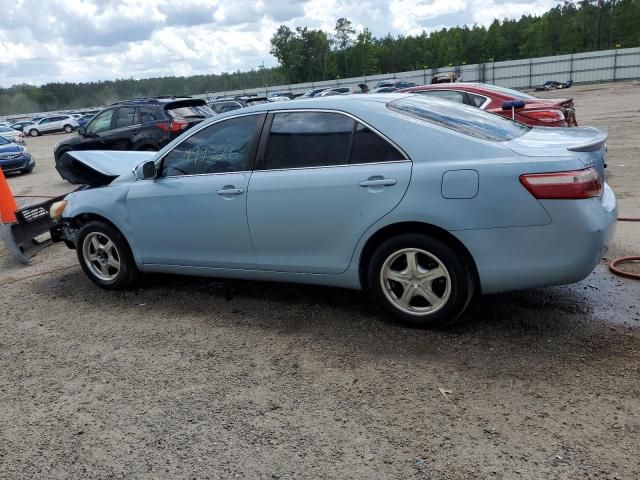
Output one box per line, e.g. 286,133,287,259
456,183,617,294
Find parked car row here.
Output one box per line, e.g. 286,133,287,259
54,97,214,163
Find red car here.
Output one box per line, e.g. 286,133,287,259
398,83,577,127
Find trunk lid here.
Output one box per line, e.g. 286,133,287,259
56,150,155,186
503,126,607,179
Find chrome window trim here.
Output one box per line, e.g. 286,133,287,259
252,159,412,174
155,108,411,179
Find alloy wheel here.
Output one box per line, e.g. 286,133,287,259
82,232,121,282
380,248,451,316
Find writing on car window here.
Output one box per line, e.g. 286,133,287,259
161,115,259,176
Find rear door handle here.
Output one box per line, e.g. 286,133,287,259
216,187,244,195
359,178,397,187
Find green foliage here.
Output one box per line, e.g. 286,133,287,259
1,0,638,116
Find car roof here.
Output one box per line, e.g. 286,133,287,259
197,93,413,126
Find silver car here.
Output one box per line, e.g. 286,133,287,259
0,126,25,144
26,115,78,136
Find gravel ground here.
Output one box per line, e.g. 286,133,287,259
1,81,639,479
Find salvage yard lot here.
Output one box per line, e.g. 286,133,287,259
1,82,639,479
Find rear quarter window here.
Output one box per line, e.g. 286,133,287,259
388,96,530,142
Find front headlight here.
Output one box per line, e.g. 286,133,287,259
49,200,68,220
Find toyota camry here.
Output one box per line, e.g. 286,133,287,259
49,94,617,328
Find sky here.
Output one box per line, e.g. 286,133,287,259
0,0,557,88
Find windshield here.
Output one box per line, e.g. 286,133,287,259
389,96,530,142
479,84,536,100
0,136,9,145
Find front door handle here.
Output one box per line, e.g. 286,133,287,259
216,187,244,195
359,178,397,187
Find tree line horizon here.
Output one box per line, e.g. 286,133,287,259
1,0,638,116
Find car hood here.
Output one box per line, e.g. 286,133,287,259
0,143,21,155
56,150,155,186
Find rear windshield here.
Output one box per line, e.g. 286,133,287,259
388,96,530,142
166,103,214,119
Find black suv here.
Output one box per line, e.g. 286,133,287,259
54,97,213,162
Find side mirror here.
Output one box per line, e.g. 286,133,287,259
135,160,157,180
77,126,86,136
502,100,525,110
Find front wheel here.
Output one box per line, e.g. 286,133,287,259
63,124,73,133
29,129,39,137
76,221,138,289
368,234,474,328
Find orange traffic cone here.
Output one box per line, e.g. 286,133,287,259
0,168,17,224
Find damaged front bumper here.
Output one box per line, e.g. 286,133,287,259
0,195,67,264
50,219,78,248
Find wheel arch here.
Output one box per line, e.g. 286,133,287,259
358,221,480,292
69,212,134,252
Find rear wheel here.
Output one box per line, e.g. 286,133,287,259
77,221,138,289
368,234,474,328
63,124,73,133
29,129,39,137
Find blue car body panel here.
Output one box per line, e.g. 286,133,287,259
59,94,617,295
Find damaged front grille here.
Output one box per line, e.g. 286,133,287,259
18,205,49,223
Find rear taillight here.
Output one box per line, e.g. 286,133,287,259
520,109,566,123
156,120,189,132
520,167,602,199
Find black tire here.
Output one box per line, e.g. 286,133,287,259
63,124,73,133
29,129,39,137
368,234,474,328
76,221,138,290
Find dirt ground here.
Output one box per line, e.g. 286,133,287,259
1,82,639,480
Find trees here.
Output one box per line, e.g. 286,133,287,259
1,1,639,115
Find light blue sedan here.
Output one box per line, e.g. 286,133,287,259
50,94,617,327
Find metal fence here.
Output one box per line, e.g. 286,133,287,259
197,46,640,100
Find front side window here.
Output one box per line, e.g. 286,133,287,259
115,107,137,129
87,109,114,134
161,115,260,177
263,112,354,170
388,96,530,142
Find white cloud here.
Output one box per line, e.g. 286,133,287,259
0,0,556,87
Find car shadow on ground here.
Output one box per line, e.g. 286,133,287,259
43,266,629,345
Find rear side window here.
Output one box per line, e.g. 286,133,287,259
115,107,137,128
468,93,488,108
139,107,160,123
351,123,404,163
388,96,530,142
263,112,354,170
